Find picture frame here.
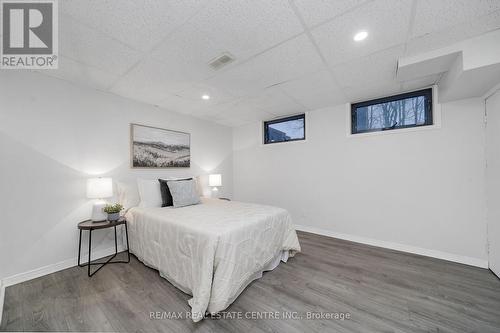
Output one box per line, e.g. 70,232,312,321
130,123,190,168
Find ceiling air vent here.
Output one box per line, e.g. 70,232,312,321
208,53,235,70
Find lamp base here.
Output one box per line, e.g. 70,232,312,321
91,200,107,222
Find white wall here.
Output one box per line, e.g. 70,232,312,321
0,71,233,282
486,89,500,276
233,98,488,266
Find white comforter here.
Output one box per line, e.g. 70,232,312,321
125,198,301,321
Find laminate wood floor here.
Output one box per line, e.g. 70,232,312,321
2,231,500,332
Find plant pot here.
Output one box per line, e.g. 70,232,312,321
107,212,120,221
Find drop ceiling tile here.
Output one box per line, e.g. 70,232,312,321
39,56,119,91
61,0,207,51
311,0,412,66
141,30,223,93
278,70,347,110
150,29,227,82
240,87,306,117
191,113,215,122
175,83,237,105
157,87,237,118
152,0,303,67
206,34,325,97
343,82,403,104
59,16,142,75
406,10,500,56
332,45,404,89
212,99,275,123
191,101,242,122
156,94,204,116
412,0,500,38
110,56,198,105
214,117,249,128
293,0,370,28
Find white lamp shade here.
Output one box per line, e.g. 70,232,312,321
208,174,222,187
86,178,113,199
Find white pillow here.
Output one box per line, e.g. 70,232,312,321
137,179,162,208
167,179,200,208
160,176,203,196
116,181,140,211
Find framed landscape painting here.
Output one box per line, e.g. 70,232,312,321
131,124,190,168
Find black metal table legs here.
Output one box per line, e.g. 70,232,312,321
77,224,130,277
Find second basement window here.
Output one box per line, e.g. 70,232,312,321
351,88,433,134
264,114,305,144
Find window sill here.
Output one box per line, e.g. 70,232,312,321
260,139,307,147
346,124,441,138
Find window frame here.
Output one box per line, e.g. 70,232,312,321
350,88,433,135
263,114,306,145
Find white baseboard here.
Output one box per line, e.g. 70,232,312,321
0,280,4,326
2,245,126,288
295,225,488,269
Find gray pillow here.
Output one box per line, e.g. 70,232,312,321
166,179,200,208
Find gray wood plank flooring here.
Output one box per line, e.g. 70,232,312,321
2,231,500,332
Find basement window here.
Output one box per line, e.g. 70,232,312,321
351,88,433,134
264,114,305,144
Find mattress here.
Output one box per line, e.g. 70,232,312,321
125,198,301,321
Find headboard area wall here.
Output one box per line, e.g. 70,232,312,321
0,71,233,283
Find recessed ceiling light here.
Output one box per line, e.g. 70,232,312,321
353,31,368,42
201,94,210,100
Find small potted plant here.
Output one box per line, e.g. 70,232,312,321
103,203,123,222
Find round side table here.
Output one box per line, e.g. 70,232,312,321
77,219,130,277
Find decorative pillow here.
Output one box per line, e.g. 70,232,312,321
116,181,140,211
137,179,162,208
167,179,200,208
158,178,192,207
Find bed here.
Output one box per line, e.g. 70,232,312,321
124,197,301,321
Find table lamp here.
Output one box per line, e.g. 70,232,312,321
208,174,222,197
87,177,113,222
